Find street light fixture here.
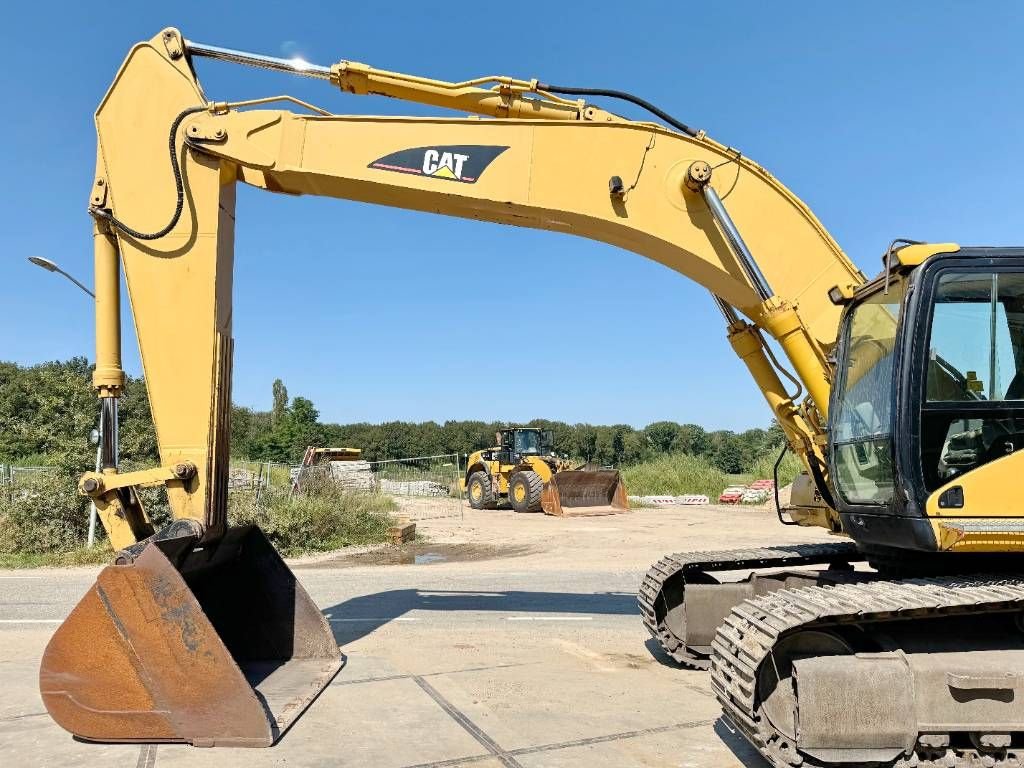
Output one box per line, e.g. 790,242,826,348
28,255,102,546
27,256,95,298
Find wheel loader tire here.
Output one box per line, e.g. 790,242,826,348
467,471,496,510
509,471,543,513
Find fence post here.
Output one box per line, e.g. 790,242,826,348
454,452,464,519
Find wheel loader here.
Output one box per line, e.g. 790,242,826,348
41,27,1024,766
460,427,628,515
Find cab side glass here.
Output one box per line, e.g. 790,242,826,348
922,272,1024,490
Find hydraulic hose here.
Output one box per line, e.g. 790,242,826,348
537,83,699,137
90,105,208,241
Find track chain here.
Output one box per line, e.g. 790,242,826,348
710,575,1024,768
637,542,861,668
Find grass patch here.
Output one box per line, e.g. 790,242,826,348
0,546,112,569
748,449,804,488
621,453,730,498
229,483,398,557
0,472,93,559
0,468,398,567
621,448,803,499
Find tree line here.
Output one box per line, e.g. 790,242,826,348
1,360,783,475
224,380,784,473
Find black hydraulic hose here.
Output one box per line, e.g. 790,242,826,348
773,443,798,526
89,105,208,240
537,83,699,137
807,452,836,511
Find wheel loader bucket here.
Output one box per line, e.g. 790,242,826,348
540,470,629,516
39,525,342,747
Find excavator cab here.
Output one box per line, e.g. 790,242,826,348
828,246,1024,557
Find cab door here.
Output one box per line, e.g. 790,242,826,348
901,250,1024,514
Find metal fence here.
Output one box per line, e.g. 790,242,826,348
0,465,55,486
366,453,464,521
228,460,294,492
1,455,466,521
230,454,465,520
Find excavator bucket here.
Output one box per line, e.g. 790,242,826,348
540,470,630,517
39,525,342,747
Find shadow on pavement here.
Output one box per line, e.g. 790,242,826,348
323,589,637,644
643,637,686,668
714,717,771,767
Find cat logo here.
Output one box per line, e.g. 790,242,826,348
422,149,468,179
368,145,508,184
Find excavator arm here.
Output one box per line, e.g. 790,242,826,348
42,27,870,748
83,28,863,551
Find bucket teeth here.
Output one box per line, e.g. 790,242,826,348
40,526,342,747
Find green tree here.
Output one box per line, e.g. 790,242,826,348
713,435,745,474
643,421,680,454
271,379,288,427
574,424,598,461
0,358,157,471
620,430,648,464
675,423,711,456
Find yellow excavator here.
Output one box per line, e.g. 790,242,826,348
41,27,1024,765
462,427,629,515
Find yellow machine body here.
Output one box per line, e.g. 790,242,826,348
41,27,1024,761
460,428,629,515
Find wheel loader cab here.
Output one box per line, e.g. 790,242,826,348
494,428,553,463
829,247,1024,555
510,428,553,458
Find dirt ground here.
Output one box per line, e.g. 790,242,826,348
299,498,834,573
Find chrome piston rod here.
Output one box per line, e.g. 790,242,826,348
184,40,332,80
712,295,741,324
99,397,119,470
701,185,773,301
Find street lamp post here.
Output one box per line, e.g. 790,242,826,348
28,256,95,298
27,256,101,546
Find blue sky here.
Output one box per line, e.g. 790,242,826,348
2,2,1022,430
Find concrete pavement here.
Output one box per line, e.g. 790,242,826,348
0,505,828,767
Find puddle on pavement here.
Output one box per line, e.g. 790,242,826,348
299,542,532,568
414,552,445,565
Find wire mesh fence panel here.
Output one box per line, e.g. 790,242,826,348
228,461,295,491
366,454,464,520
1,466,56,486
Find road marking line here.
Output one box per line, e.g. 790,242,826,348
328,617,420,622
0,619,61,624
505,616,593,621
0,576,44,579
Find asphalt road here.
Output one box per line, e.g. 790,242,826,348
0,505,825,767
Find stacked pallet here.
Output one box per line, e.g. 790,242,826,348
328,460,376,491
379,479,450,497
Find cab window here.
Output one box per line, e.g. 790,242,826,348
831,284,902,505
921,272,1024,490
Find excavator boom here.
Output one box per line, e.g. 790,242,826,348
44,27,888,753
